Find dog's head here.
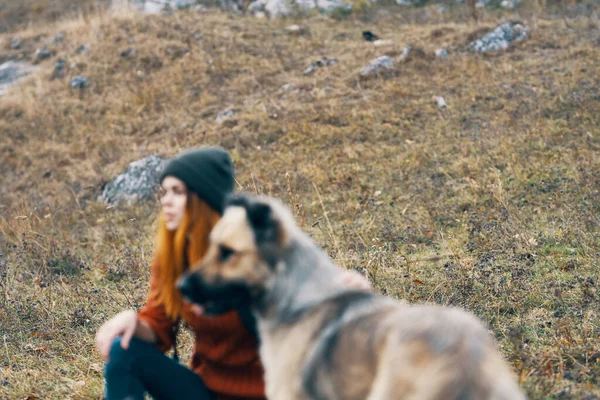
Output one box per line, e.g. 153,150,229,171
177,193,289,315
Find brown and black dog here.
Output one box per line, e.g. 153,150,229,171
178,193,527,400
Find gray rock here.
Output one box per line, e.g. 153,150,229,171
101,155,167,206
396,46,411,62
248,0,354,18
219,0,242,12
435,48,449,58
175,0,195,9
35,48,52,62
434,96,447,108
500,0,521,9
10,38,21,50
360,56,396,77
0,60,36,95
51,32,66,44
70,76,88,89
52,58,66,79
303,58,337,75
193,32,203,41
128,0,166,13
121,48,136,57
216,108,236,124
76,44,90,54
281,83,297,92
373,39,393,47
285,24,311,36
469,22,530,53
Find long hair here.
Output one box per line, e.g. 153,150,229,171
151,193,222,320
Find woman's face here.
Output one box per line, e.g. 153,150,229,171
160,176,187,231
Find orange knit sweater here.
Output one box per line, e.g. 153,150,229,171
137,263,266,400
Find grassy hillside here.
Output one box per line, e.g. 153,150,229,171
1,2,599,399
0,0,107,34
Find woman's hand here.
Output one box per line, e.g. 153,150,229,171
184,299,205,317
342,269,371,290
95,310,139,362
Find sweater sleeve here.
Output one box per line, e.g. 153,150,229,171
137,262,176,353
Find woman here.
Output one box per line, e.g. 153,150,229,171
95,146,370,400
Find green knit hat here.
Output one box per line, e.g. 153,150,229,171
160,147,235,214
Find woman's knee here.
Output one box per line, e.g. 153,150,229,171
106,337,133,369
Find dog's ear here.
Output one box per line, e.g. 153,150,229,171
247,202,272,232
247,201,281,245
247,200,284,268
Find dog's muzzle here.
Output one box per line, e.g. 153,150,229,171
177,272,252,315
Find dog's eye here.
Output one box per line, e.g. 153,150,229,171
219,245,235,262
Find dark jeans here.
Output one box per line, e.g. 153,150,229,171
105,337,214,400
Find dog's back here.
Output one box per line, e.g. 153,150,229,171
290,293,526,400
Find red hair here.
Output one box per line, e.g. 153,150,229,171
151,193,221,320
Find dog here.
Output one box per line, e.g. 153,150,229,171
177,193,526,400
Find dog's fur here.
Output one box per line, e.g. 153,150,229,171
178,194,527,400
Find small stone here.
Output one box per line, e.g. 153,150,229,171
434,96,447,109
303,58,337,75
70,76,88,89
52,58,66,79
373,39,393,47
35,48,52,62
193,32,203,41
500,0,522,9
281,83,296,92
75,44,90,54
285,24,311,36
121,48,136,57
216,108,236,124
360,56,396,78
435,48,449,58
51,32,65,44
396,46,411,62
10,38,21,50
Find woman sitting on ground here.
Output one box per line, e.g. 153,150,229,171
94,146,370,400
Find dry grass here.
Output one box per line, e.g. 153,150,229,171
0,0,108,34
1,1,600,399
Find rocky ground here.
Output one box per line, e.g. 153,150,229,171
1,1,600,398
